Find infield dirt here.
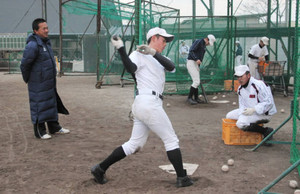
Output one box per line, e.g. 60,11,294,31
0,73,298,194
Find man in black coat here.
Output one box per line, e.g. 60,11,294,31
20,18,70,139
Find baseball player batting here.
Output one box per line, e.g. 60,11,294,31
91,27,193,187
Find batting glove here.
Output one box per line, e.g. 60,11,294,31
242,108,256,116
136,45,156,56
111,36,124,49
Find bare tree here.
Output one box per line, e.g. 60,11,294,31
238,0,288,23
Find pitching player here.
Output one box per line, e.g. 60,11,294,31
186,34,216,105
226,65,277,144
248,37,269,80
91,27,193,187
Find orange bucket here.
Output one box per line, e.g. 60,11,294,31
234,80,240,92
222,118,263,145
224,80,240,92
224,80,232,91
258,61,269,74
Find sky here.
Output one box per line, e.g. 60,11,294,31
152,0,240,16
122,0,291,19
122,0,246,16
0,0,293,34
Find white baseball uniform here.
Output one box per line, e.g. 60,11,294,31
179,44,189,61
235,55,242,66
226,77,277,129
186,60,200,88
121,51,179,155
248,44,269,80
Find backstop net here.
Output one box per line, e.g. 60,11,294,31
290,0,300,174
159,16,236,94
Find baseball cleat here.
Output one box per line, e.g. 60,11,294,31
91,164,107,184
186,98,197,105
195,98,205,103
176,169,193,187
176,176,193,187
263,127,274,146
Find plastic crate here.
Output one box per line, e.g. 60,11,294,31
224,80,240,92
222,118,263,145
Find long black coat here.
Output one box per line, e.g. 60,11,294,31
20,33,68,124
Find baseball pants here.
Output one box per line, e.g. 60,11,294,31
248,60,261,80
235,55,242,66
226,109,272,129
122,94,179,156
186,60,200,88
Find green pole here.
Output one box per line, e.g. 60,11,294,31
135,0,142,45
192,0,196,41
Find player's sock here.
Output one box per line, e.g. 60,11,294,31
167,148,185,177
188,86,195,99
100,146,126,171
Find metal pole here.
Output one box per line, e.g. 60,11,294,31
192,0,196,41
134,0,141,45
258,159,300,194
44,0,47,21
41,0,45,19
58,0,63,77
95,0,102,88
41,0,47,21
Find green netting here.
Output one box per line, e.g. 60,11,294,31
62,1,238,93
61,0,180,85
159,16,237,94
290,0,300,175
64,0,238,93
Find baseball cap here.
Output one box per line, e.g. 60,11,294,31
261,36,269,45
234,65,250,76
235,40,240,44
146,27,174,42
207,34,216,46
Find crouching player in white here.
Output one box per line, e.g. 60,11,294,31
91,27,193,187
226,65,277,145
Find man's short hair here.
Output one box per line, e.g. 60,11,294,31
32,18,46,31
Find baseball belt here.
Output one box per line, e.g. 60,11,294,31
136,89,163,100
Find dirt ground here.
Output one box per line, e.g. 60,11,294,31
0,73,299,194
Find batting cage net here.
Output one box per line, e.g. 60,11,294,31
61,0,181,86
290,0,300,174
159,16,237,94
0,0,294,95
60,0,238,93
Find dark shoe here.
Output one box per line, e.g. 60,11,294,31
176,176,193,187
176,169,193,187
91,164,107,184
194,98,205,103
263,128,274,146
263,127,274,139
187,98,197,105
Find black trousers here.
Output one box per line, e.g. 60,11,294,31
33,121,62,138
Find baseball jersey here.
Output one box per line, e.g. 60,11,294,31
236,44,243,56
248,44,269,63
237,77,277,116
187,38,206,61
129,51,175,94
180,45,189,56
